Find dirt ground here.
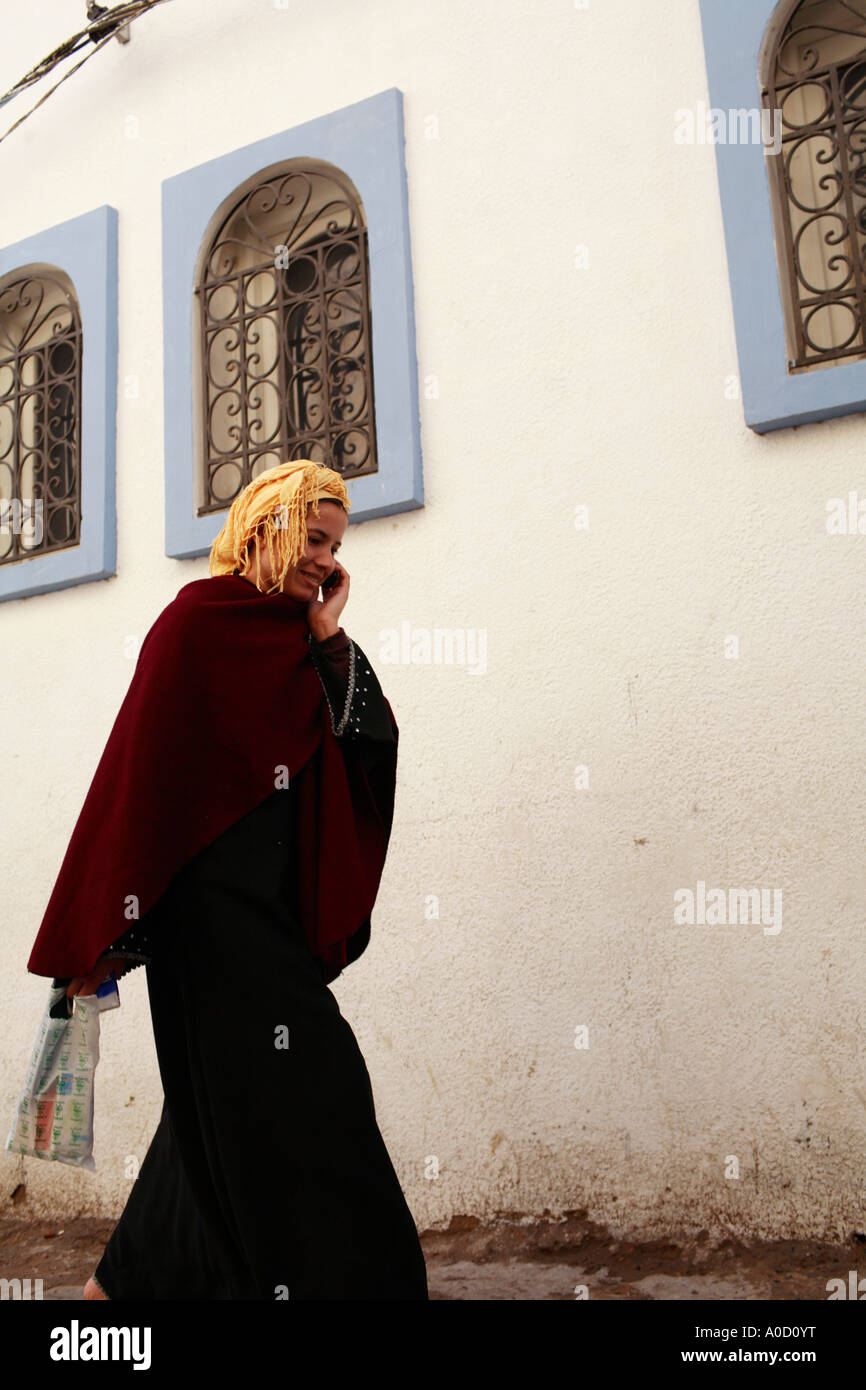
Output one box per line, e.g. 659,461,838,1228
1,1208,862,1300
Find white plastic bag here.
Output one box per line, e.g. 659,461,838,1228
5,977,117,1172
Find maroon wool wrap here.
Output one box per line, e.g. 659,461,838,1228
27,573,397,985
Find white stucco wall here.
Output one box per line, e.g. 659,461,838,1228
2,0,865,1245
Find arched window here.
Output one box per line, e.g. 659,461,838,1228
761,0,866,371
0,266,81,563
194,159,378,515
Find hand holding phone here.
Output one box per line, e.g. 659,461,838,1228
308,560,349,636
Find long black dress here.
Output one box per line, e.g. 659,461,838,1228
63,625,428,1301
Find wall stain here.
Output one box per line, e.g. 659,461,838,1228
627,676,639,734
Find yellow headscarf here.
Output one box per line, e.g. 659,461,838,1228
208,460,351,595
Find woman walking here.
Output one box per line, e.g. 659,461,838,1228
26,460,428,1301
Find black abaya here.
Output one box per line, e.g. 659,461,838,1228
82,627,428,1301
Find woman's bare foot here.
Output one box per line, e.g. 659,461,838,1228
83,1275,108,1300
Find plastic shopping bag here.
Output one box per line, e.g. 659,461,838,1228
5,975,119,1172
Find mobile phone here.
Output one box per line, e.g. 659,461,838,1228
321,571,340,594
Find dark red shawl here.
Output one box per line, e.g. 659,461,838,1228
27,573,398,984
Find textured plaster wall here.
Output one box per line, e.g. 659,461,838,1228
2,0,865,1243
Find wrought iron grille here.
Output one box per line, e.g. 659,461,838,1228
196,164,378,514
0,271,81,564
763,0,866,370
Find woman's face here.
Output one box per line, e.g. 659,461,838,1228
247,499,348,598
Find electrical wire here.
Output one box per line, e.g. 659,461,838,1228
0,34,92,112
0,1,173,148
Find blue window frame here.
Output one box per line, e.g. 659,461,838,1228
699,0,866,431
0,206,118,602
162,86,423,559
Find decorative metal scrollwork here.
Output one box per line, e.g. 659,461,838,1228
0,271,81,564
763,1,866,369
196,164,378,513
